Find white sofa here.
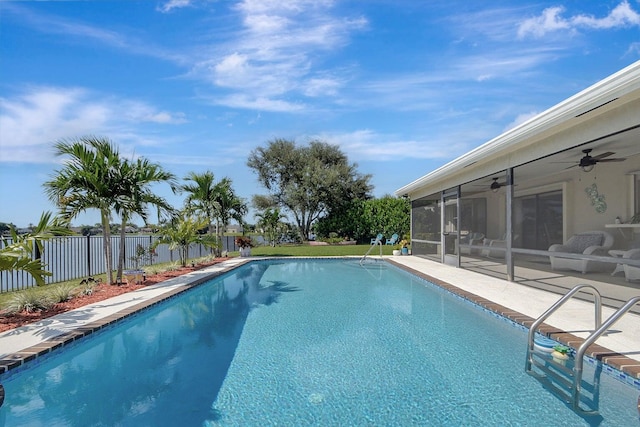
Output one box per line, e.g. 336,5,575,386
548,230,614,274
481,238,507,258
622,248,640,282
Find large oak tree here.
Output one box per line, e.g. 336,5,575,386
247,139,372,241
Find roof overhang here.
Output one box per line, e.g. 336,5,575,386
396,61,640,199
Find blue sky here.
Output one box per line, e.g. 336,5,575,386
1,0,639,228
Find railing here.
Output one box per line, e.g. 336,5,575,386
360,238,383,265
572,296,640,409
525,284,640,415
0,234,243,293
525,284,603,373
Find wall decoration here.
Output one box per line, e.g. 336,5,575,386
585,183,607,213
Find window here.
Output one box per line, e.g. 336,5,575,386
514,191,563,250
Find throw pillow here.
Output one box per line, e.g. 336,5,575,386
567,233,603,253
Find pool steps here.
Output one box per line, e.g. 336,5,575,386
525,284,640,416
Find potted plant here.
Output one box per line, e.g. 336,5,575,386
235,236,254,257
551,344,571,365
399,239,410,255
392,242,402,256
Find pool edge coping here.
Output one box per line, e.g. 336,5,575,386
0,258,251,375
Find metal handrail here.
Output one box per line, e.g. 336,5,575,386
525,284,602,372
572,296,640,411
360,239,383,265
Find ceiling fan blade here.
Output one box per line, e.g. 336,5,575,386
591,151,615,160
597,158,626,162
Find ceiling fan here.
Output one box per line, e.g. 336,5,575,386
489,177,504,192
570,148,626,172
472,177,508,192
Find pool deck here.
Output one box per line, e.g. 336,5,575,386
1,256,639,381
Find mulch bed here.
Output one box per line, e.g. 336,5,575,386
0,258,229,334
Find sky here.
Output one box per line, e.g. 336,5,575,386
1,0,639,228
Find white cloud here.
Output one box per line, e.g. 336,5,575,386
313,130,471,162
0,86,187,163
572,1,640,29
627,41,640,56
212,94,305,112
157,0,193,13
235,0,336,16
517,7,570,39
122,101,188,124
503,111,540,132
4,3,187,64
192,0,367,110
302,75,343,97
518,1,640,39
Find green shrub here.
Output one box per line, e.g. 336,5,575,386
79,283,96,296
4,290,54,314
48,283,78,303
144,265,162,275
164,262,181,272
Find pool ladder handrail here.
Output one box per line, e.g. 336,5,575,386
526,284,640,414
525,284,602,413
360,239,383,265
572,295,640,410
525,284,603,372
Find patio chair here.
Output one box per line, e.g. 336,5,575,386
370,233,383,245
460,232,484,255
548,230,614,274
385,233,399,245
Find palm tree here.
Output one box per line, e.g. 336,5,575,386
181,172,247,256
181,171,218,238
44,136,124,285
113,157,177,281
211,178,247,248
0,212,71,285
44,136,145,283
255,207,286,247
153,212,217,267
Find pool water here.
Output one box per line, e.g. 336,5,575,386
0,259,638,426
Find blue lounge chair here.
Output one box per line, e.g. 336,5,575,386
385,233,399,245
370,233,383,244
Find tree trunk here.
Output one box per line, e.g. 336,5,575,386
101,210,114,285
181,245,188,267
116,215,127,282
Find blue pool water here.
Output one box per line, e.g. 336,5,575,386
0,259,638,426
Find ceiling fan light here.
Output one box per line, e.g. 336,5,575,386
581,163,595,173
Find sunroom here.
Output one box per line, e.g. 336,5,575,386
396,61,640,306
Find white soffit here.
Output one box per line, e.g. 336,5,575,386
396,60,640,197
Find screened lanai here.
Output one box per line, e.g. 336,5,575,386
396,61,640,310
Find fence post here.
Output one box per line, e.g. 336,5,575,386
149,235,154,266
86,234,91,277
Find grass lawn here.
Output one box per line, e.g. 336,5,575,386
249,243,395,257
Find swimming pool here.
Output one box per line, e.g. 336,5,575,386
0,259,638,425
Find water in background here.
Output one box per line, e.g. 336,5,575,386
0,235,244,291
